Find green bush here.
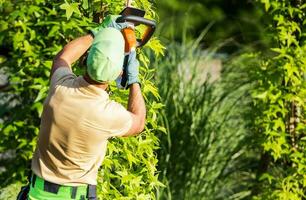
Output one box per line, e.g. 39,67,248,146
253,1,306,199
0,0,165,199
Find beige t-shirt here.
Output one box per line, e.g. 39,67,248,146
31,67,132,186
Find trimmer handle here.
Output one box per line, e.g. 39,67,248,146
116,15,156,47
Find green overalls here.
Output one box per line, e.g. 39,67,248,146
28,174,96,200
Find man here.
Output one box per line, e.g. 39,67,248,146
26,16,146,199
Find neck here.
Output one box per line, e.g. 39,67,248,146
83,73,108,90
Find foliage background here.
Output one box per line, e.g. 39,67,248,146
0,0,306,200
154,0,305,199
155,0,271,52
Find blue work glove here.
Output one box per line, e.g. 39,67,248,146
126,50,140,87
91,15,129,37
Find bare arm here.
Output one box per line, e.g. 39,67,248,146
123,83,146,137
51,34,94,77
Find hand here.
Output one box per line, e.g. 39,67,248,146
126,50,140,86
91,15,130,37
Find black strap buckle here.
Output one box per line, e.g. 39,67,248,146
87,185,97,200
44,179,60,194
31,174,37,188
71,186,78,199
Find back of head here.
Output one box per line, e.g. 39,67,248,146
86,27,125,83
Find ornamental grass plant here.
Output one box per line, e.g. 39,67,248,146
154,37,261,199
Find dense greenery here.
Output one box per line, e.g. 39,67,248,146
154,0,305,199
253,1,306,199
0,0,305,199
0,0,164,199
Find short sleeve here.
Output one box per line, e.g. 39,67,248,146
50,67,76,89
87,100,133,138
106,101,133,137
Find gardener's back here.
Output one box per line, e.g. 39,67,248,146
31,67,132,186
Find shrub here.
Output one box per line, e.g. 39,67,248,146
253,1,306,199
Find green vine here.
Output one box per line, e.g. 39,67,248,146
254,1,306,199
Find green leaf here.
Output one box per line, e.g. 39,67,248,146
273,118,285,132
261,0,271,11
254,91,268,99
59,1,81,20
0,20,8,31
82,0,89,9
48,26,60,37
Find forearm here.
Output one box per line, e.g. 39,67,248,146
128,83,146,133
52,34,93,73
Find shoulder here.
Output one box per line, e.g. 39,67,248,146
50,67,76,88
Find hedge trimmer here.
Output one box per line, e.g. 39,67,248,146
83,0,156,88
115,0,156,88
